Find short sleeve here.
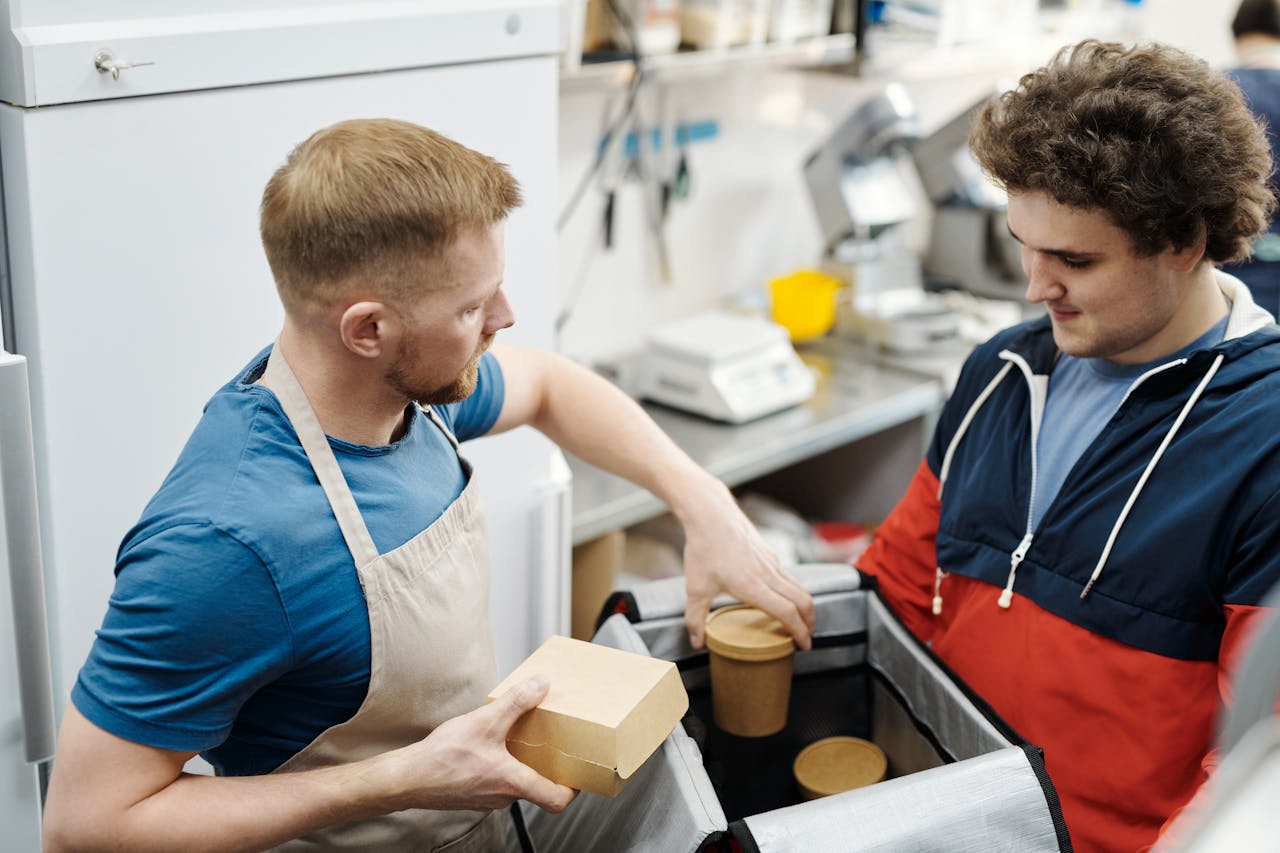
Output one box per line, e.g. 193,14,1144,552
439,350,505,441
71,523,293,752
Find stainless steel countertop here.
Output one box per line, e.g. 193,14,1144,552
568,339,947,544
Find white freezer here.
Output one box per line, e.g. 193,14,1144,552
0,3,568,846
0,0,559,107
0,52,565,692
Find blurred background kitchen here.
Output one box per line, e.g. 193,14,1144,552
0,1,1257,847
555,0,1235,364
554,0,1244,629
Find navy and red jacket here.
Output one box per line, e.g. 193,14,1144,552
858,274,1280,852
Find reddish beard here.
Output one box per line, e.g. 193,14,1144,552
386,335,493,406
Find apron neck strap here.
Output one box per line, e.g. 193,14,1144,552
261,343,381,568
418,405,460,451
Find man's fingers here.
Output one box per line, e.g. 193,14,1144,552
757,584,808,650
771,561,811,598
689,579,813,651
758,560,816,631
685,594,712,651
504,753,576,809
510,761,578,813
743,583,812,651
487,687,576,814
772,569,817,635
490,676,549,731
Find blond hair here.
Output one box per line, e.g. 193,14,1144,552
260,118,522,310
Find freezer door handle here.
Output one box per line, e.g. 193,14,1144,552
93,49,156,81
0,352,58,770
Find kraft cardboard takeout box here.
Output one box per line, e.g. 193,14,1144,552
487,635,689,797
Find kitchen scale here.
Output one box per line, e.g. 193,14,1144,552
635,312,816,424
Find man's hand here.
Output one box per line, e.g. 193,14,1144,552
679,478,816,651
43,681,572,853
391,676,577,814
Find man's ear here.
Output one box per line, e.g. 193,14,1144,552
1168,227,1208,273
339,301,395,359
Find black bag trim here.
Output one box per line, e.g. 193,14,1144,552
695,830,738,853
670,630,869,672
813,630,868,650
1020,744,1074,852
727,819,762,853
595,591,641,631
510,802,535,853
670,627,870,666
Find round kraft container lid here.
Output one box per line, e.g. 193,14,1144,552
793,736,887,799
704,604,795,662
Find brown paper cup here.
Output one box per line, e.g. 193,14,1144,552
708,651,793,736
705,605,795,737
793,736,887,800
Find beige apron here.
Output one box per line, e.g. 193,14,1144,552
259,346,514,852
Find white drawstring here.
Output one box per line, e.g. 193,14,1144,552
994,352,1048,611
938,362,1014,500
934,361,1014,615
1080,354,1225,600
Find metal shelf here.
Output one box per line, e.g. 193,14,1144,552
567,339,945,543
558,33,856,92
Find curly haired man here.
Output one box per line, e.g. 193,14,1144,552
859,40,1280,852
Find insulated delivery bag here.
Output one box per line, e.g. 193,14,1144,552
519,564,1073,852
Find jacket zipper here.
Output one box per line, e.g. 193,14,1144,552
998,350,1043,607
992,351,1191,607
1001,532,1035,608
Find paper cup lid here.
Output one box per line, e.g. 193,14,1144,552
704,605,795,662
793,736,887,798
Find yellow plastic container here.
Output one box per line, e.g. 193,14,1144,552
768,270,842,342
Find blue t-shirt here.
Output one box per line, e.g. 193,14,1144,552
71,345,505,775
1031,315,1229,530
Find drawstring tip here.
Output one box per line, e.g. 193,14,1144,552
1079,579,1095,601
932,595,943,615
997,588,1013,609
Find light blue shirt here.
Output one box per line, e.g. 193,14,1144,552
1031,314,1230,530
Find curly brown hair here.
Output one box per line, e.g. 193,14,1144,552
970,39,1274,263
